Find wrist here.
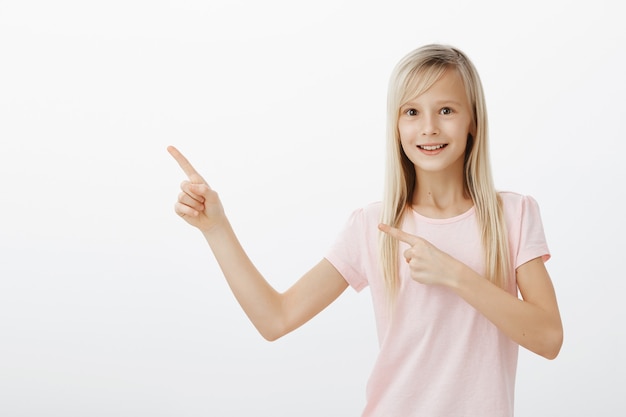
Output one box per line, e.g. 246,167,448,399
200,215,230,236
447,260,471,290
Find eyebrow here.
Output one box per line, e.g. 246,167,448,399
401,99,464,108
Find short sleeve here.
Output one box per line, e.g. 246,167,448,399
324,207,374,292
516,195,551,269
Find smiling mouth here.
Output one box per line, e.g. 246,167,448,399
417,144,447,150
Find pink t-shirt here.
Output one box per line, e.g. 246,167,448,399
325,192,550,417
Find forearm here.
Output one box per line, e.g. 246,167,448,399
201,219,285,341
450,264,563,359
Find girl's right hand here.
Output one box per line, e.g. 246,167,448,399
167,145,226,233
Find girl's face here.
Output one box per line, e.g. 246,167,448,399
398,69,473,177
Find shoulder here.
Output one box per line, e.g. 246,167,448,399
498,191,542,214
348,201,383,222
361,201,383,216
498,190,529,204
337,201,383,237
498,192,550,264
498,190,547,234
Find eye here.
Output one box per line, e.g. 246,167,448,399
440,107,453,115
404,108,418,116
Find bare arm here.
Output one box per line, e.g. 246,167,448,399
168,146,348,341
379,223,563,359
449,257,563,359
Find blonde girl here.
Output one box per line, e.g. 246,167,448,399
168,43,563,417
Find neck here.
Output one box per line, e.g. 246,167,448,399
412,169,472,218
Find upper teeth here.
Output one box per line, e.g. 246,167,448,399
420,144,445,150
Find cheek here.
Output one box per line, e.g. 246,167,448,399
463,118,474,138
398,132,413,155
398,134,416,162
397,121,414,145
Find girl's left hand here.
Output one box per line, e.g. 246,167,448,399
379,223,463,287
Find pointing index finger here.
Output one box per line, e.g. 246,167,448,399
167,145,206,183
378,223,420,246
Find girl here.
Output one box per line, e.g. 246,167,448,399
168,44,563,417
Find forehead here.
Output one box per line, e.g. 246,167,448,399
405,68,469,105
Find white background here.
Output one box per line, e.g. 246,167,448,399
1,0,624,416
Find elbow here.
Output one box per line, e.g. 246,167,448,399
522,320,563,360
546,330,564,360
251,297,297,342
260,329,283,342
257,320,289,342
539,326,564,360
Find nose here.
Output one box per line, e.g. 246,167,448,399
421,113,439,136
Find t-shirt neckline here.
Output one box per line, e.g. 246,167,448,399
410,205,475,224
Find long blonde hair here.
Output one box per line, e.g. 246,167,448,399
380,44,510,299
